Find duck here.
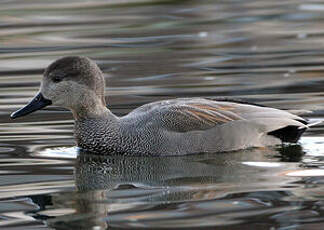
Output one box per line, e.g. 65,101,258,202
10,56,317,155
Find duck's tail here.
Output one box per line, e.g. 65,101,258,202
268,125,307,143
267,119,323,143
306,120,323,128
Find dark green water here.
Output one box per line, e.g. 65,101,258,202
1,0,324,229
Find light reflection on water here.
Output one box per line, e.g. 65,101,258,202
1,0,324,229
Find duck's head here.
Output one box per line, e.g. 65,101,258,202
11,56,107,120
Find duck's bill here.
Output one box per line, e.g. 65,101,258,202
10,92,52,119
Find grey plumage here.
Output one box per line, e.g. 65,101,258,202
11,56,315,156
74,97,308,155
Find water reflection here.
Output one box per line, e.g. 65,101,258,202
44,146,316,229
74,148,300,192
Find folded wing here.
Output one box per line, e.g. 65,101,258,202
157,99,309,143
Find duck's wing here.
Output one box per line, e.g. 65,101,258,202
158,101,244,132
154,98,309,137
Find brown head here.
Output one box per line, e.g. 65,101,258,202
11,56,108,120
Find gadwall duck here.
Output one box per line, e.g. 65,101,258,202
10,56,317,155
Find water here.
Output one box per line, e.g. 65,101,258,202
1,0,324,229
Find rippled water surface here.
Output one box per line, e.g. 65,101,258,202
2,0,324,229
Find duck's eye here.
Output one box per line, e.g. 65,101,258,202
52,76,62,83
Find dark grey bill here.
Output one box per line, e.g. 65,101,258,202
10,92,52,119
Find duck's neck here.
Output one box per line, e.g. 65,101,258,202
71,94,118,121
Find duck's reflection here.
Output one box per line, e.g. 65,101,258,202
48,145,306,229
49,146,305,229
75,145,304,192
